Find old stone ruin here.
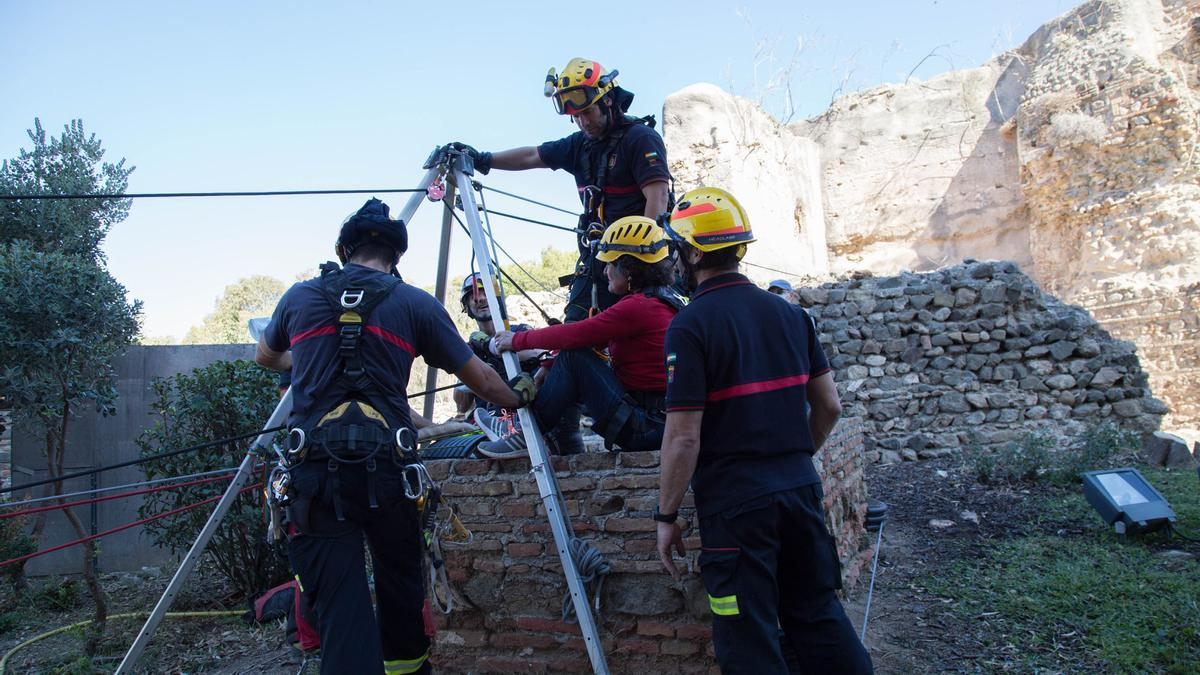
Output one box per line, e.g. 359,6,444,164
662,0,1200,439
796,260,1166,464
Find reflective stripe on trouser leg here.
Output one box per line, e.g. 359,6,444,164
709,594,740,617
384,650,429,674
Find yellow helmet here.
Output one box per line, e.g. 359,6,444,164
665,187,755,255
544,58,619,115
595,216,670,264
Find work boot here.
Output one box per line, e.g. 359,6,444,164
549,405,586,455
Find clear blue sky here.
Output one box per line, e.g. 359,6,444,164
1,0,1074,340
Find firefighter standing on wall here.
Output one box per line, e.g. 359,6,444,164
445,57,672,322
255,199,536,674
653,188,874,674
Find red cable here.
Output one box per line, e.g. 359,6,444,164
0,484,261,569
0,474,235,520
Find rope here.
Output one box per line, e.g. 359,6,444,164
478,184,578,216
561,538,611,624
0,611,243,673
0,188,426,201
482,208,579,234
408,382,460,399
0,468,240,510
741,259,806,279
443,202,567,301
0,484,259,569
1,425,285,495
0,473,234,520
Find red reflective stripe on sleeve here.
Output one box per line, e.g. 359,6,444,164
365,325,416,356
811,367,831,378
666,405,705,412
707,373,810,402
290,325,335,346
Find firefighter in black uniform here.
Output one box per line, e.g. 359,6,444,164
255,199,536,674
444,57,672,322
653,188,873,674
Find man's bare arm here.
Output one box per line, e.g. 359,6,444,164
642,181,670,219
255,335,292,372
490,146,548,171
454,356,521,409
806,372,842,451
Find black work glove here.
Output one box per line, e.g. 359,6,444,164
447,142,492,175
508,372,538,408
468,330,493,358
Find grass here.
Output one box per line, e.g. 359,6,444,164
927,467,1200,673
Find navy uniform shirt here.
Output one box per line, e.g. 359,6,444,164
264,264,473,429
665,273,831,517
537,122,671,225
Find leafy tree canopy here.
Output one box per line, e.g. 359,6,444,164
0,118,134,262
184,274,285,344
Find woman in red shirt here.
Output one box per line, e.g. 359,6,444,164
475,216,681,457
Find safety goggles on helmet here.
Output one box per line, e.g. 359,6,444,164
544,61,619,115
595,216,671,264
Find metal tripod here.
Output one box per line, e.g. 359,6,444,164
116,148,610,673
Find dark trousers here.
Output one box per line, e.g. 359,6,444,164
531,348,663,451
698,484,873,675
287,462,431,675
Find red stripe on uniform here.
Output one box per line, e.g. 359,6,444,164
290,325,335,346
365,325,416,356
707,373,810,402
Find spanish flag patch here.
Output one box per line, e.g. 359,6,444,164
644,151,659,166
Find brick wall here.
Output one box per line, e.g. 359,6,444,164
427,419,869,673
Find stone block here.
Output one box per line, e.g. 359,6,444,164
1142,431,1189,466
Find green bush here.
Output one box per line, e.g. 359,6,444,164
137,359,288,600
1049,421,1141,484
0,515,34,587
968,431,1055,485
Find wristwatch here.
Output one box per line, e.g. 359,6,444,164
652,507,678,524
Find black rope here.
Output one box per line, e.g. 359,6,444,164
0,188,426,201
408,382,460,399
478,184,578,217
483,208,578,234
1,425,286,495
443,202,567,301
741,259,805,279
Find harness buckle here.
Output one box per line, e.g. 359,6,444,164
340,289,365,308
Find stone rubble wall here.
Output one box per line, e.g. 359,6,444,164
661,0,1200,431
793,261,1165,463
429,420,868,673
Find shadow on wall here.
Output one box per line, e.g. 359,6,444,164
915,55,1033,272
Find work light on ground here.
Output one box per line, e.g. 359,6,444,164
1080,467,1176,535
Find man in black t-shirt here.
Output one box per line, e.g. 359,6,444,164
653,188,873,674
255,200,535,675
445,58,672,321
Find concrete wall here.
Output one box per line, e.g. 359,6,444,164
10,344,254,576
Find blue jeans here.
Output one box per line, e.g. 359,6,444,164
532,349,664,451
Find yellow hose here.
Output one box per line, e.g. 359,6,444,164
0,610,242,674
